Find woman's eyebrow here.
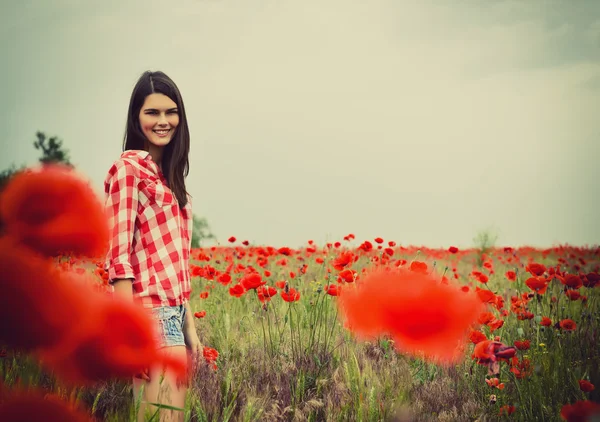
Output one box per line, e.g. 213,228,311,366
143,107,179,112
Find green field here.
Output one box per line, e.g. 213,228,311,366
2,241,598,421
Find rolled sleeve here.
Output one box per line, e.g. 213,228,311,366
104,160,139,282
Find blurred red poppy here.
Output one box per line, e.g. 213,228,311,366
514,340,531,350
559,319,577,331
338,268,484,364
560,400,600,422
0,389,92,422
525,263,546,277
0,165,109,257
40,295,186,385
0,237,89,352
579,380,595,392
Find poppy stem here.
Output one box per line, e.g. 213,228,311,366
288,303,297,363
322,297,340,356
265,301,276,357
409,249,421,266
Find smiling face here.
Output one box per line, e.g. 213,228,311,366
138,93,180,150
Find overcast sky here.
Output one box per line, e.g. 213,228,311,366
1,0,599,248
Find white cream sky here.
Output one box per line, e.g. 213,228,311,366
1,0,599,248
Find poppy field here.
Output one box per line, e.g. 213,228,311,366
0,166,599,422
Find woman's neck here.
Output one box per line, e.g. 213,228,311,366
147,144,163,169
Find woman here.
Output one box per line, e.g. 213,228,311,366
104,70,201,422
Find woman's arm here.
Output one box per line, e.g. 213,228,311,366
105,160,139,283
112,278,134,301
183,301,202,364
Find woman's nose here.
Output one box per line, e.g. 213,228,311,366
157,114,168,126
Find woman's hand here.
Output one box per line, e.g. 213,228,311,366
182,303,203,373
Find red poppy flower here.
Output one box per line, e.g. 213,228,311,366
203,346,219,362
240,272,265,290
0,165,109,257
257,286,278,303
229,284,246,298
374,237,384,244
487,319,504,332
384,247,394,256
278,247,292,256
472,340,516,366
242,240,249,246
359,241,373,252
194,311,206,318
217,273,232,285
579,380,595,392
560,400,600,422
485,377,505,390
257,286,277,298
559,319,577,331
325,284,341,296
583,272,599,288
525,277,549,294
499,405,516,416
469,330,487,344
514,340,530,350
475,273,489,284
517,311,535,320
478,312,495,325
332,251,355,271
505,271,516,282
475,287,496,304
338,269,357,283
565,290,581,301
540,316,552,327
338,268,484,364
526,263,547,277
275,280,287,289
281,288,301,302
200,291,209,299
448,246,459,254
562,275,583,289
409,261,428,274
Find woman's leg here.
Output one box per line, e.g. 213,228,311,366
132,345,188,422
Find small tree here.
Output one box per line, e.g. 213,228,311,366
191,214,215,248
473,228,498,267
33,131,72,166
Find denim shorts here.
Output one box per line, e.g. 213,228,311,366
149,305,186,349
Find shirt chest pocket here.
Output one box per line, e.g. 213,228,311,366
140,180,176,208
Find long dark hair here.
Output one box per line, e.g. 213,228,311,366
123,71,190,208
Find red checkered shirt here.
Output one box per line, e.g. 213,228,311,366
103,150,192,308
